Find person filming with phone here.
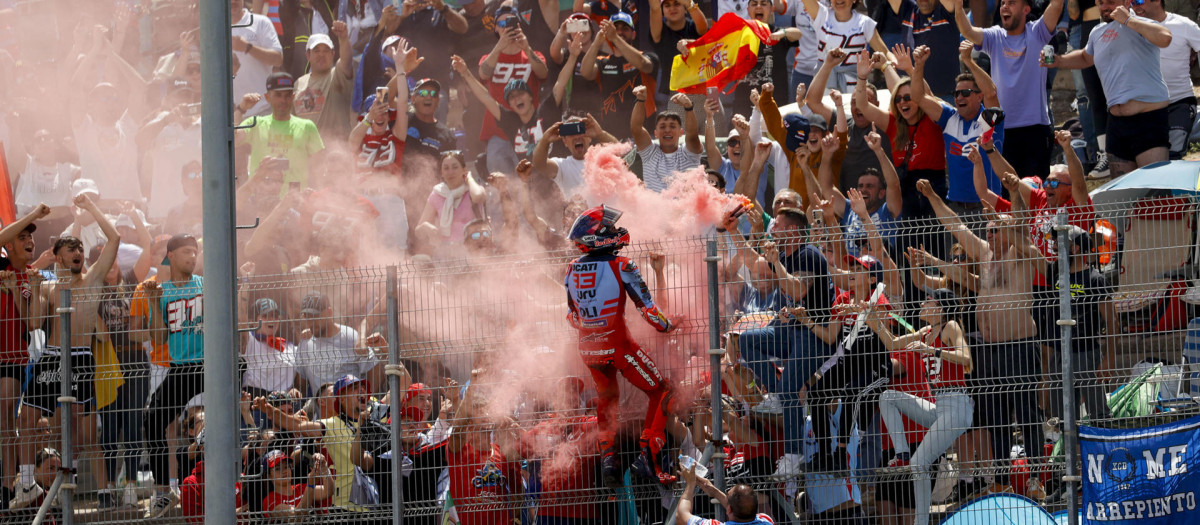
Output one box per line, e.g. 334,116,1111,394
236,72,326,198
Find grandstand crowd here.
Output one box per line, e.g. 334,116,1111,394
0,0,1197,522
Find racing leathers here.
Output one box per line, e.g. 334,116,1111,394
565,252,673,473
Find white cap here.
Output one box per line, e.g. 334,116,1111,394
71,178,100,199
114,214,137,230
306,33,334,51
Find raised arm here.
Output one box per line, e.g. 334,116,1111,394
909,45,947,118
703,98,724,165
254,397,325,438
1055,129,1090,206
649,0,665,43
437,0,470,33
806,47,846,123
968,141,999,207
952,0,984,45
918,179,989,262
688,0,710,34
669,93,703,154
553,35,586,105
867,126,903,216
532,122,561,178
580,23,606,80
959,41,998,107
332,21,355,82
77,195,121,286
452,55,502,120
631,85,654,150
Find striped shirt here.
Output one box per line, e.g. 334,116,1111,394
637,143,701,193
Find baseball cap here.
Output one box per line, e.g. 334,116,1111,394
71,179,100,199
306,33,334,51
927,287,958,306
334,374,368,395
1067,225,1094,255
299,291,330,316
167,233,198,253
381,35,402,52
413,78,442,93
403,383,431,405
265,72,296,92
611,11,634,27
264,450,291,469
783,114,810,152
252,298,281,318
504,79,532,101
844,254,883,277
808,113,829,132
726,127,741,143
114,214,137,231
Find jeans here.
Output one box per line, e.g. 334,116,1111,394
1069,24,1096,160
486,136,519,176
879,389,974,525
100,362,149,484
789,70,815,102
738,321,831,454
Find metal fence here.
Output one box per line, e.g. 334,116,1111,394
6,194,1200,525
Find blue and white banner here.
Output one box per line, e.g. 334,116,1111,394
1080,415,1200,523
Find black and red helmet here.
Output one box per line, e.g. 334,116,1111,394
568,205,630,253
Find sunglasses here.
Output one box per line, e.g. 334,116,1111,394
894,94,913,103
953,89,981,98
1131,0,1145,4
468,231,492,241
1044,179,1071,189
414,88,440,98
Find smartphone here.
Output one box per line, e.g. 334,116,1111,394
566,18,589,33
376,86,390,104
706,86,723,114
559,121,586,136
497,17,514,29
392,0,401,7
277,157,291,171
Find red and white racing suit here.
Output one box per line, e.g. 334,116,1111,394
565,253,672,460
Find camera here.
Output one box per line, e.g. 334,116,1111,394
566,18,589,33
559,121,587,136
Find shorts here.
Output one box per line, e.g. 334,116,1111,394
0,362,25,382
22,347,95,415
874,450,917,509
1033,287,1057,343
1166,97,1196,159
1107,106,1169,162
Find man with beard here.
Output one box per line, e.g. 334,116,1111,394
19,195,119,510
580,15,660,140
237,72,326,197
1047,0,1172,179
293,21,355,142
294,291,388,400
957,0,1065,178
0,205,49,506
138,233,205,517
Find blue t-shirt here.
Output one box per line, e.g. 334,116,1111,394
909,3,961,97
160,276,204,364
841,200,899,255
980,20,1054,128
936,103,1004,203
780,244,833,320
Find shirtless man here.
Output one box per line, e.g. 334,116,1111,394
20,194,120,504
918,177,1044,496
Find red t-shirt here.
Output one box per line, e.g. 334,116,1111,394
262,483,330,513
886,113,947,171
522,416,599,519
447,442,517,525
478,50,546,142
356,130,406,176
885,349,932,450
181,461,242,524
0,267,31,364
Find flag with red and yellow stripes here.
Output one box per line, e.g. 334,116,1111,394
669,14,774,94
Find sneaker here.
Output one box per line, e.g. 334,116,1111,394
1044,417,1063,444
98,489,118,510
122,483,140,508
1025,477,1047,501
147,490,180,519
601,454,623,490
771,453,805,480
752,394,784,415
10,480,44,510
1088,152,1111,180
808,447,849,474
880,452,911,475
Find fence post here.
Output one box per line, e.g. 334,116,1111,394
57,287,73,525
1056,210,1080,525
705,239,726,520
386,265,404,525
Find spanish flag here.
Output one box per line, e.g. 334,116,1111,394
669,14,774,94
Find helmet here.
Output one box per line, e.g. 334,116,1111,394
568,205,630,253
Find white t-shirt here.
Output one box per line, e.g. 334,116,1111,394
146,117,202,219
1159,13,1200,103
716,0,750,19
15,156,74,214
74,113,142,201
296,324,376,390
813,3,876,70
637,143,702,193
784,0,821,75
554,156,587,201
242,334,298,393
232,9,282,116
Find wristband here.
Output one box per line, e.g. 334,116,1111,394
684,106,694,112
983,147,995,154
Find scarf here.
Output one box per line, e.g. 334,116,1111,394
432,182,468,238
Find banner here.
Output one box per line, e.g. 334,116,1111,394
1080,415,1200,523
668,13,773,94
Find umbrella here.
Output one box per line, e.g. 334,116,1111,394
939,493,1057,525
1089,160,1200,206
